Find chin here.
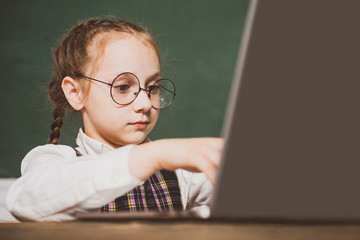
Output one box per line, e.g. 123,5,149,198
124,135,147,145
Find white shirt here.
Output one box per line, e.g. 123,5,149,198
6,129,213,221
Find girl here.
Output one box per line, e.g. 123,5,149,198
6,18,223,221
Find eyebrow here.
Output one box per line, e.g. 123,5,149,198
145,72,161,85
107,71,161,85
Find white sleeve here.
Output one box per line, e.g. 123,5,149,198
176,170,213,212
6,144,143,222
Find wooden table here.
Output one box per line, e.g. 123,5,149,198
1,220,360,240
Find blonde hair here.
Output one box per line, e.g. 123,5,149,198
48,18,161,144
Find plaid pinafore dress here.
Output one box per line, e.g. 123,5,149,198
75,149,183,212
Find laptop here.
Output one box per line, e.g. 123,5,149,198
78,0,360,222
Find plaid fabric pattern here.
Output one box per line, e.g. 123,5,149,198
98,170,183,212
74,149,183,212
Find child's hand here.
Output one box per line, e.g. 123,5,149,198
129,138,224,184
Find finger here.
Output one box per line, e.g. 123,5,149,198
205,169,217,184
194,153,218,183
205,145,222,167
199,139,224,167
203,138,224,152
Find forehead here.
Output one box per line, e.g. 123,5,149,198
86,33,160,79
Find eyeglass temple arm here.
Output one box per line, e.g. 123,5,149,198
159,84,176,95
79,74,112,86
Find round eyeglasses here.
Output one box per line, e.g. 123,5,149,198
79,72,176,110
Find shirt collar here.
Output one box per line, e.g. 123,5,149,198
76,128,113,155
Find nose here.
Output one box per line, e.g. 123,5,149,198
132,88,152,112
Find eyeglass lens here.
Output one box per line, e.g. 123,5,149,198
110,73,175,109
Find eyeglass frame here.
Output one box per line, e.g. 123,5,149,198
78,72,176,110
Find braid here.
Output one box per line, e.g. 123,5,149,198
48,106,65,144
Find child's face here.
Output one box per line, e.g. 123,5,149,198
81,35,161,148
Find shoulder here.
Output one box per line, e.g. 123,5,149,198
21,144,77,174
24,144,77,160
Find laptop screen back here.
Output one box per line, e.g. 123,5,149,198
212,0,360,221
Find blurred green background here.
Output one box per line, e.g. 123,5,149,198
0,0,249,177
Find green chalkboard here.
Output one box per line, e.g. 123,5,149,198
0,0,249,177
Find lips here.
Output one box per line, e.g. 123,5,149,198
129,121,150,129
131,121,149,125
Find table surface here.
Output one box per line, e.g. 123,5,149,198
1,220,360,240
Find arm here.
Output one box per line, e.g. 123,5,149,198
7,138,223,221
6,144,141,221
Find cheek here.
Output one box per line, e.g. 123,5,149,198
152,108,159,117
85,88,118,118
150,109,160,126
89,85,118,107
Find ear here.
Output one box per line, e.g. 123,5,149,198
62,76,86,111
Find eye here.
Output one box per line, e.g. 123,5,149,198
114,84,131,93
148,85,160,95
